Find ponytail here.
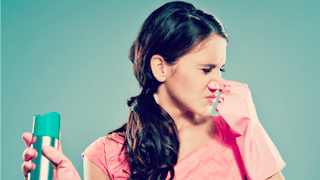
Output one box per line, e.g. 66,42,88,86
110,88,179,180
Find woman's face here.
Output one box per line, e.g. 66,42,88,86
162,34,227,117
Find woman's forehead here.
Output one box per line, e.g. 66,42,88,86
179,36,227,65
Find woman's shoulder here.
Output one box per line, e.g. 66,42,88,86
106,133,126,145
82,133,128,178
82,133,125,157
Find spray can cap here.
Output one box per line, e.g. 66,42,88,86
32,112,60,139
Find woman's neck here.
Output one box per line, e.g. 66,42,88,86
153,93,207,132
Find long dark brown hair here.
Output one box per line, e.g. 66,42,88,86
109,1,228,179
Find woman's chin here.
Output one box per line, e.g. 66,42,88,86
195,107,213,117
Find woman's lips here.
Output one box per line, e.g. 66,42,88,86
206,97,216,104
206,95,217,104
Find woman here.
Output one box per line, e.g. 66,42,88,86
22,1,286,180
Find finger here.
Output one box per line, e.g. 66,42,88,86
22,161,36,177
218,96,224,103
209,80,245,93
216,80,244,87
42,145,70,167
58,131,62,152
208,81,224,91
22,148,38,161
22,132,37,147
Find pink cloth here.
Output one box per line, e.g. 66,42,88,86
82,116,284,179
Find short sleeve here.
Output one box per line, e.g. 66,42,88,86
82,134,130,180
82,136,109,175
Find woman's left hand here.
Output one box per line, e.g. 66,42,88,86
208,81,286,180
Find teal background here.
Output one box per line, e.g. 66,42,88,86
2,0,319,179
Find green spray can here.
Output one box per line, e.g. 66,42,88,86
28,112,60,180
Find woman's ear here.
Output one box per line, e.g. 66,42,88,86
150,54,168,82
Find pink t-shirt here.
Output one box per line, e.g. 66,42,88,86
82,116,250,179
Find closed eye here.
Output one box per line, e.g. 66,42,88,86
220,64,226,72
202,68,212,73
201,64,215,74
202,66,225,73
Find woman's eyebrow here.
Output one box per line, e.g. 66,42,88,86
198,64,226,68
199,64,216,68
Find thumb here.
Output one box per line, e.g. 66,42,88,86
42,145,72,168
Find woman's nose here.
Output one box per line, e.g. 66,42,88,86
211,70,224,82
208,77,225,91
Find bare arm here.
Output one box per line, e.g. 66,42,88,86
83,156,110,180
266,171,285,180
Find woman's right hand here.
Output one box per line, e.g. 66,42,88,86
21,132,82,180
